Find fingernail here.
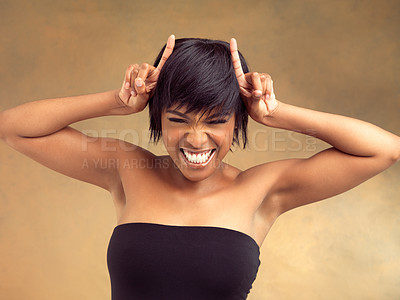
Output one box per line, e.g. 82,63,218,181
131,90,137,96
136,79,143,87
125,82,130,89
255,90,262,97
266,93,270,99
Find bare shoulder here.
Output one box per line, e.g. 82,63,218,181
234,158,301,216
106,139,160,210
115,139,157,162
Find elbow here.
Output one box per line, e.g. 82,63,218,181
393,137,400,162
385,137,400,163
375,137,400,166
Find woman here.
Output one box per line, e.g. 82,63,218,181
1,35,399,299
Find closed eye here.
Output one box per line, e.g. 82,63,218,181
207,119,228,124
167,117,188,123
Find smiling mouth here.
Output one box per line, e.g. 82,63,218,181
180,148,216,165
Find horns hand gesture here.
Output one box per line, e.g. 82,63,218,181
117,35,175,114
230,38,279,123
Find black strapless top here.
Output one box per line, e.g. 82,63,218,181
107,222,260,300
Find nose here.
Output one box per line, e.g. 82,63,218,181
185,128,208,149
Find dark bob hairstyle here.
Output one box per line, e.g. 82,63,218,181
149,38,250,148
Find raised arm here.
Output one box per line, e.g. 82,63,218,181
261,102,400,215
230,38,400,217
0,35,175,192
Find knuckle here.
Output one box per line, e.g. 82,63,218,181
141,63,149,69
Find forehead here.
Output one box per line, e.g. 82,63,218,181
163,104,233,119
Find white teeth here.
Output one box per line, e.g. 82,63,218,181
182,149,213,164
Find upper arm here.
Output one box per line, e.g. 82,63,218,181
259,147,396,216
3,126,141,192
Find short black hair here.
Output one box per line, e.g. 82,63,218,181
149,38,249,148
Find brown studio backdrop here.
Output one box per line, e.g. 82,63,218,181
0,0,399,299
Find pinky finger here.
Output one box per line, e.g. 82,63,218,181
260,75,267,96
124,64,137,89
265,77,274,99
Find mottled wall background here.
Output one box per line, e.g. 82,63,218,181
1,0,399,299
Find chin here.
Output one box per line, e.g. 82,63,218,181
173,148,225,182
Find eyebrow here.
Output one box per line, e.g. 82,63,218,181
166,110,189,119
166,110,230,120
204,112,231,120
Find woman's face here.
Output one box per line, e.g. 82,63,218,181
161,105,235,182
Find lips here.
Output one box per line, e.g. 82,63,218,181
180,148,216,165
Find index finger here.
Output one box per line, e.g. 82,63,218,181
156,34,175,71
230,38,245,80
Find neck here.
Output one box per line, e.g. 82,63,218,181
165,156,228,195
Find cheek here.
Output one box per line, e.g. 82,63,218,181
211,127,235,148
162,126,183,149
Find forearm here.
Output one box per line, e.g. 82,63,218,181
0,89,124,139
263,101,400,160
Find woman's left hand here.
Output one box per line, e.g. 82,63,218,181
230,38,279,124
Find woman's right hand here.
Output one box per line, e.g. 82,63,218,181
117,34,175,114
